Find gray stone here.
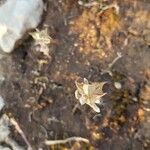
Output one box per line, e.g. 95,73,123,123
0,0,44,53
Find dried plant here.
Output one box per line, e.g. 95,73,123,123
30,28,51,57
75,78,107,112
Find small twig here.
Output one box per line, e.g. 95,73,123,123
72,103,80,114
45,137,89,145
40,124,48,138
78,0,99,7
9,117,32,150
108,52,122,68
47,116,65,125
101,52,122,76
28,111,33,122
29,111,48,138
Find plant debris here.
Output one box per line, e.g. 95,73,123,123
45,136,89,145
30,28,51,58
75,78,107,112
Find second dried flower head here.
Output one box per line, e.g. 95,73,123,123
75,78,107,112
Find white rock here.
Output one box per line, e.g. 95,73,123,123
0,114,25,150
114,82,122,89
0,96,5,111
132,97,138,102
0,0,44,53
0,115,10,141
0,145,11,150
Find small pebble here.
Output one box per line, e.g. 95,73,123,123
93,114,102,122
132,97,138,102
0,76,5,83
0,96,5,111
114,82,122,89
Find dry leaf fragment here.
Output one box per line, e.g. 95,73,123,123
30,28,51,57
30,28,51,45
75,78,107,112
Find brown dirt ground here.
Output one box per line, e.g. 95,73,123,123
0,0,150,150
